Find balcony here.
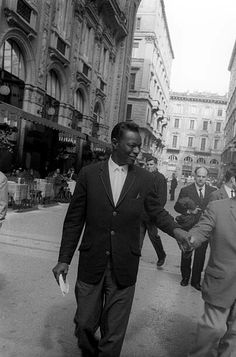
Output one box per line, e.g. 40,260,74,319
4,0,37,38
49,31,70,66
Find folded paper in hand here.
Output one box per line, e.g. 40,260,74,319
59,274,69,296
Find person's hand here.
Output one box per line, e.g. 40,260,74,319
52,262,69,285
189,235,202,249
187,207,202,215
173,228,192,253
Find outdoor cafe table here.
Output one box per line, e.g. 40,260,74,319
8,181,29,204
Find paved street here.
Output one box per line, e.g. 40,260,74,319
0,184,206,357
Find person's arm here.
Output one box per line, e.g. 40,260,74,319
154,173,167,207
189,202,216,248
53,167,87,283
0,174,8,222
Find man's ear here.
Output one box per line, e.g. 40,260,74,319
111,138,118,149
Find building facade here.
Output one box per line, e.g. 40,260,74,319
162,92,227,180
127,0,174,163
0,0,140,174
221,39,236,175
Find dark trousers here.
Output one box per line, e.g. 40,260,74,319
181,241,208,284
140,222,166,259
74,259,135,357
170,188,176,201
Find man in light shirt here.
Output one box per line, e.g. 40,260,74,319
53,121,190,357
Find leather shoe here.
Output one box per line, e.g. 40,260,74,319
156,255,166,267
180,278,189,286
191,283,201,291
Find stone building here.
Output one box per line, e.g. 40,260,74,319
0,0,140,174
161,92,227,180
127,0,174,163
221,39,236,175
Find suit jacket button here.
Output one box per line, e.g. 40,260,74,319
111,230,115,235
113,211,117,216
105,250,110,256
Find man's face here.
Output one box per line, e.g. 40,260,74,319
146,160,156,172
112,130,141,166
194,168,208,187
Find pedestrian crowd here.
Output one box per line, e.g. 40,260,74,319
1,121,235,357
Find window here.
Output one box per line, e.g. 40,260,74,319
197,158,206,164
174,103,182,114
187,137,193,148
210,159,219,165
203,106,211,116
214,139,219,150
74,89,84,113
47,70,61,100
172,135,177,148
169,155,178,161
217,109,223,116
174,118,179,128
0,40,25,80
136,17,141,30
203,121,208,130
190,120,194,130
184,156,193,162
200,138,206,151
129,73,136,90
190,105,197,114
126,104,132,120
216,122,221,132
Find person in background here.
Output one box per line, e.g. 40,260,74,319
52,121,190,357
0,171,8,228
140,156,167,267
169,173,178,201
174,166,216,291
209,168,236,201
188,197,236,357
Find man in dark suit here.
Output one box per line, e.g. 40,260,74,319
209,168,236,202
170,172,178,200
140,156,167,267
53,122,190,357
174,166,216,291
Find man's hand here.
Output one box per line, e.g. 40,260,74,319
52,262,69,285
189,235,202,249
173,228,192,253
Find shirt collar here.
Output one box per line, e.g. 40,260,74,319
108,156,128,172
195,183,205,193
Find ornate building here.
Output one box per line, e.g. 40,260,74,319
162,92,227,180
221,39,236,175
127,0,174,162
0,0,140,174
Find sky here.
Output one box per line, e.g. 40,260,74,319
164,0,236,95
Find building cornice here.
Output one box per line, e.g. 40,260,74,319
170,92,227,105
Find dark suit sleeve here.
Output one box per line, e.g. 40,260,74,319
144,186,180,237
154,172,167,207
58,167,87,264
174,187,188,214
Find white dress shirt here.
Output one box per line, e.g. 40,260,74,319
224,184,234,198
108,157,128,205
195,183,205,198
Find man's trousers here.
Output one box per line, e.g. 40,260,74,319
74,259,135,357
181,241,208,284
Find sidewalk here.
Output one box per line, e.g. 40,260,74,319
0,196,204,357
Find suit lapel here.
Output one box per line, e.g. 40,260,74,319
99,161,114,207
116,165,136,207
230,199,236,221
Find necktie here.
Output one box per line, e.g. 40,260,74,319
112,167,123,205
199,188,204,205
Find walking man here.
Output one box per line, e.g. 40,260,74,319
188,197,236,356
174,166,216,290
170,173,178,201
140,156,167,267
0,170,8,228
53,122,190,357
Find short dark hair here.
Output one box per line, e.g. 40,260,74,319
147,156,157,164
111,121,140,141
225,169,236,183
194,166,209,175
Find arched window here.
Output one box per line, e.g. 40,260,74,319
74,89,84,114
184,156,193,162
0,40,25,80
93,102,103,123
168,155,177,161
197,158,206,164
210,159,219,165
46,70,61,100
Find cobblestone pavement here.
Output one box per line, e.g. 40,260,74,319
0,183,206,357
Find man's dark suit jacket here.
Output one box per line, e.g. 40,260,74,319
153,170,167,207
59,160,178,287
174,183,216,217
